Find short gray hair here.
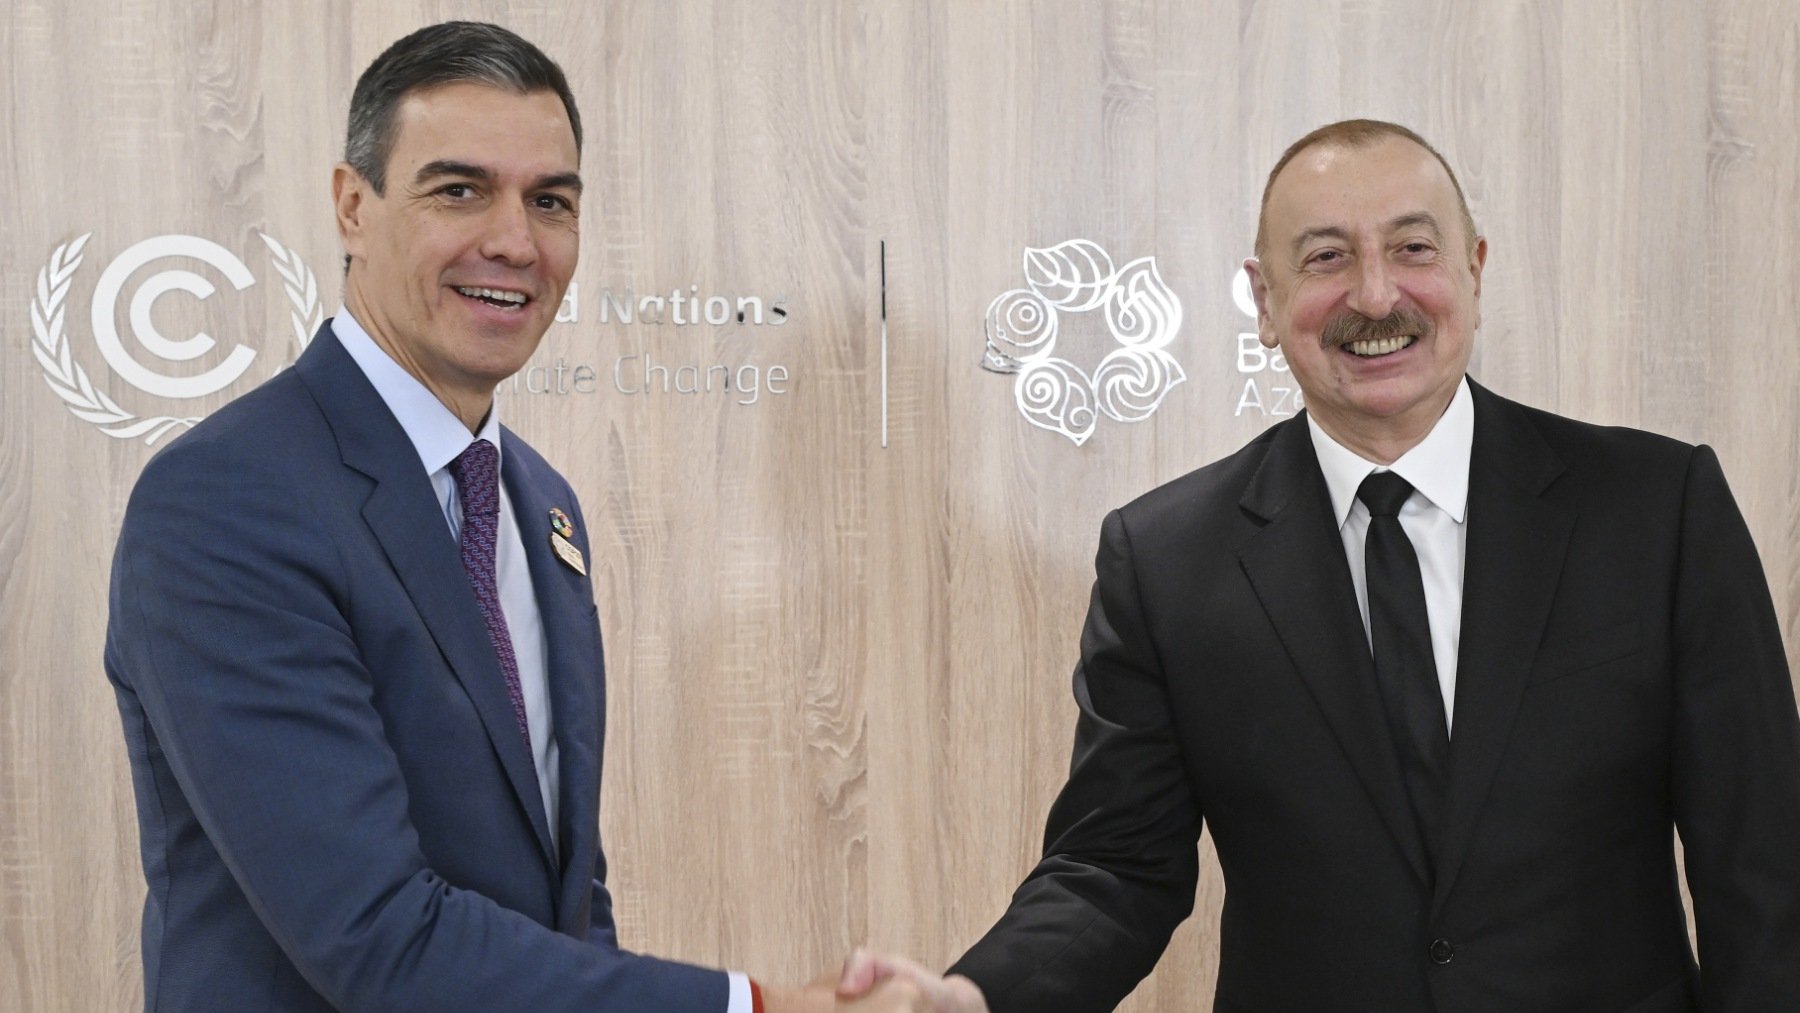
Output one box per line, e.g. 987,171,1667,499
345,21,582,194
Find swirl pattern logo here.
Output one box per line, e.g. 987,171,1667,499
29,232,322,444
983,239,1185,445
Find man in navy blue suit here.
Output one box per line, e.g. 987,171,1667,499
106,21,932,1013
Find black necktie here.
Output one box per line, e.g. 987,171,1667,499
1358,472,1449,868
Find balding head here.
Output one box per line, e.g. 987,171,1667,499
1254,119,1477,261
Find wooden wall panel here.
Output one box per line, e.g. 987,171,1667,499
2,1,1795,1009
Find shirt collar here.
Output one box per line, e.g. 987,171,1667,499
1306,376,1473,528
331,306,503,476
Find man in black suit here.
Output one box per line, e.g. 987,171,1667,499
848,120,1800,1011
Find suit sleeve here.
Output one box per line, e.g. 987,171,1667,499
1667,445,1800,1009
107,438,726,1012
581,483,622,951
587,865,621,948
950,509,1203,1012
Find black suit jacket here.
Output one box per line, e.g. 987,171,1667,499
952,381,1800,1012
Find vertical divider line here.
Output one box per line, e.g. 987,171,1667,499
880,238,889,449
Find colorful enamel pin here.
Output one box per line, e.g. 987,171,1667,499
548,507,586,575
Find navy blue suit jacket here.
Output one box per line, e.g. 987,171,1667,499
106,323,726,1011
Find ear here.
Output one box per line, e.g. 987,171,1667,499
1244,257,1278,349
332,162,372,261
1468,235,1488,327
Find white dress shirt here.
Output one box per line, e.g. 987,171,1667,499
334,311,750,1011
1307,377,1473,733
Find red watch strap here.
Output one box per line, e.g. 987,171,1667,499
750,978,765,1013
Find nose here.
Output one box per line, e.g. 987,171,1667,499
1345,255,1400,319
479,198,539,267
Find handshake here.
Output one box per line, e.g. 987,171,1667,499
763,949,989,1012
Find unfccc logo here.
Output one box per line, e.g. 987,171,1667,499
30,232,321,443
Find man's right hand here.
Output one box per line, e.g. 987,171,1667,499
760,951,990,1013
762,973,973,1012
835,949,989,1012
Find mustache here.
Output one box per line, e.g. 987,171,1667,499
1320,306,1433,349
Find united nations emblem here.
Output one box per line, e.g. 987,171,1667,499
29,232,323,445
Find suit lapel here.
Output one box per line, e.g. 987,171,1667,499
296,325,556,868
1429,383,1572,918
500,431,601,918
1238,417,1432,886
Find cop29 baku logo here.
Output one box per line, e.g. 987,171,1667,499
982,239,1184,446
30,233,322,444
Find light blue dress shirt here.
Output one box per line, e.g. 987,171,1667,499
332,310,560,838
332,309,750,1011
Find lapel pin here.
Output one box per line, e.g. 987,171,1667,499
548,507,586,575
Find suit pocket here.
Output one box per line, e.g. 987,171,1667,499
1527,614,1641,687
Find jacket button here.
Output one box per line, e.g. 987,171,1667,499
1429,939,1455,964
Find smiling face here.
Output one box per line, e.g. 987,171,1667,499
333,82,581,429
1246,135,1486,461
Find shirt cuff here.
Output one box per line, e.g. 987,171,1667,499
726,970,752,1013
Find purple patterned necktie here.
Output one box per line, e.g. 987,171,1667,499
448,439,532,748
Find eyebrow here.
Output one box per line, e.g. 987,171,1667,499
536,171,585,195
1389,212,1443,239
413,160,585,195
1291,225,1350,257
1290,212,1444,256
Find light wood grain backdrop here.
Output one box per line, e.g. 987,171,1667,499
3,1,1796,1010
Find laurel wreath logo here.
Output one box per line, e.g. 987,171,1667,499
29,232,321,445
